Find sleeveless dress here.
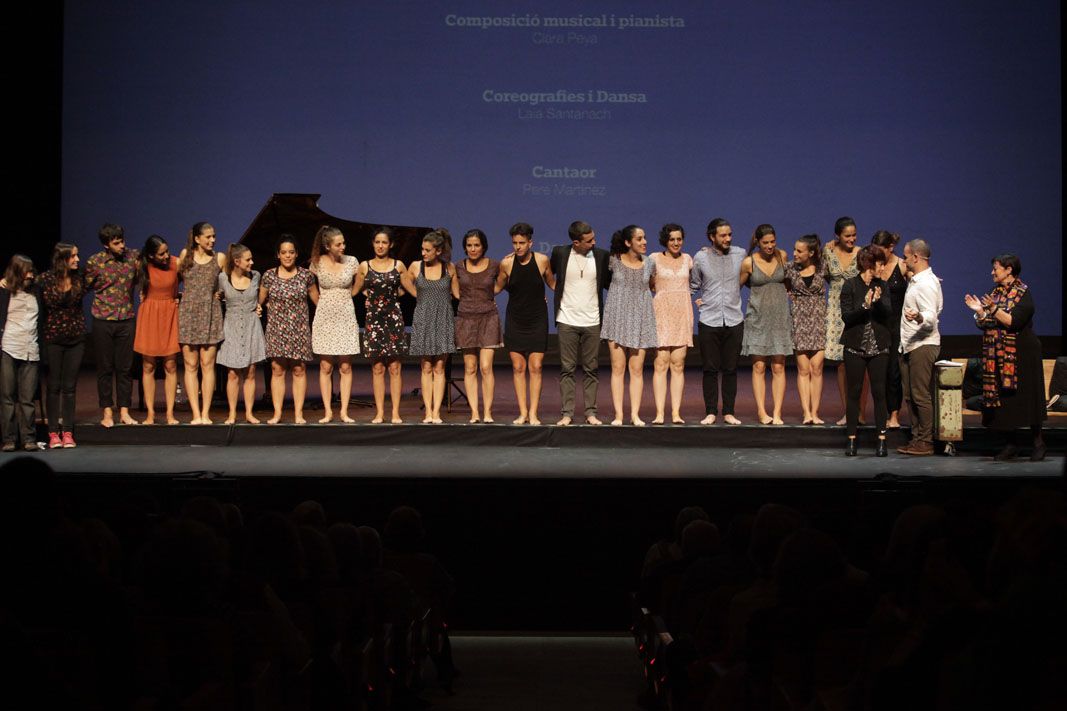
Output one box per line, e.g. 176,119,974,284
134,256,180,356
601,256,657,349
741,258,793,356
409,263,456,357
651,252,694,348
363,260,406,358
178,257,224,345
504,254,549,353
311,256,361,356
784,262,827,352
455,259,502,349
216,271,267,369
823,246,859,361
261,267,314,362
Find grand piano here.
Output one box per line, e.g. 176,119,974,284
239,193,433,325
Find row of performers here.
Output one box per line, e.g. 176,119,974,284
0,218,1046,459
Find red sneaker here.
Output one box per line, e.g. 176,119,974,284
61,432,77,448
48,433,63,449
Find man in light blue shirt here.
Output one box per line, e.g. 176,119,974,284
689,218,746,424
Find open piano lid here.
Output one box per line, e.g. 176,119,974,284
239,193,433,325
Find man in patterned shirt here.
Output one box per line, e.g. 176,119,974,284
84,223,140,427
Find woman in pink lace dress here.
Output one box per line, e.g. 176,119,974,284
650,224,694,424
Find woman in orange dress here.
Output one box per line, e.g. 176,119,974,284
134,235,180,424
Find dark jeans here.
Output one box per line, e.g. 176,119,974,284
45,339,85,434
1,352,39,445
92,317,134,409
697,322,743,415
844,351,888,437
557,322,601,418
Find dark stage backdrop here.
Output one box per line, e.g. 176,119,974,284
61,0,1061,335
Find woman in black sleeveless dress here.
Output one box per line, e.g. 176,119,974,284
496,223,555,425
873,231,908,428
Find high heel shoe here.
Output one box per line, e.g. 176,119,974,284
845,438,858,456
1030,442,1047,462
876,438,887,457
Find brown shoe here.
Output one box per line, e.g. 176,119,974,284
902,441,934,456
1,442,15,452
896,440,916,454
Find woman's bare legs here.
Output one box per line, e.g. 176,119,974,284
319,357,334,423
479,348,495,422
182,345,202,423
770,355,786,424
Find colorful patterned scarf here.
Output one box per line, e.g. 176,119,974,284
979,279,1027,407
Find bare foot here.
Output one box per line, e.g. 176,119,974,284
652,416,665,424
166,416,180,425
189,417,203,425
700,414,717,425
672,415,685,424
370,416,384,424
529,416,541,425
224,417,236,425
267,414,282,424
423,415,434,424
100,408,114,428
802,417,813,425
513,414,528,425
586,416,603,425
391,416,403,424
611,418,623,426
632,417,646,426
771,417,784,425
431,417,443,424
836,415,847,426
340,413,355,423
723,414,742,425
556,416,572,426
484,416,494,424
119,410,139,425
319,413,334,424
245,414,260,424
201,416,212,425
469,415,480,424
759,415,773,425
294,416,307,424
886,419,900,429
143,413,156,425
811,416,825,425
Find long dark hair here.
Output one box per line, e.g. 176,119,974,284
795,234,822,270
138,235,169,296
50,242,78,279
180,222,214,274
3,255,35,294
749,224,784,268
309,225,343,269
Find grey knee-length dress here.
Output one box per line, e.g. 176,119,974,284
740,259,793,356
600,255,658,349
216,271,266,369
409,263,456,357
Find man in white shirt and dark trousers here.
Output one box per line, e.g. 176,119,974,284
550,221,612,426
897,239,942,455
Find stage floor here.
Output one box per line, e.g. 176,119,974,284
7,365,1062,478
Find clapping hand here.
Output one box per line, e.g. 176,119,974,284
964,294,984,313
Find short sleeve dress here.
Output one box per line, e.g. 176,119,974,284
363,260,407,359
650,252,694,348
741,259,793,357
178,257,224,345
784,262,827,352
217,271,267,369
409,263,456,357
311,256,361,356
455,259,502,349
262,267,314,362
601,256,658,349
134,256,180,356
823,245,859,361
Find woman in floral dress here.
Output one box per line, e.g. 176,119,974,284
823,216,860,425
353,227,409,424
309,225,360,423
178,222,226,425
259,235,317,423
785,234,827,424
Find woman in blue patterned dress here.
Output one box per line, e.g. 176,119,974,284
353,227,409,424
601,225,657,426
217,244,266,424
258,235,317,424
401,231,457,424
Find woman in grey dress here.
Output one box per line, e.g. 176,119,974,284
740,224,792,425
217,244,266,424
601,225,657,426
401,231,457,423
177,222,227,424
